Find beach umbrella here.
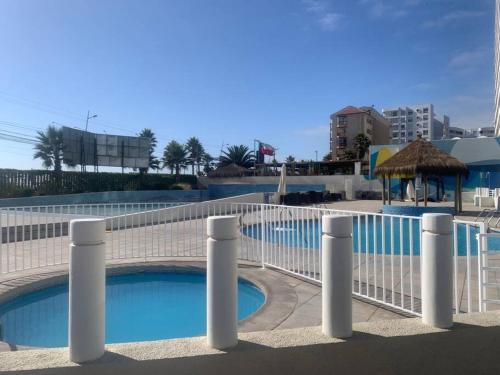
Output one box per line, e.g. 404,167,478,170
406,179,416,201
275,164,287,204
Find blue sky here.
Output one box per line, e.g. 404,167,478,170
0,0,495,170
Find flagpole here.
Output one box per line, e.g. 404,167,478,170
253,140,257,176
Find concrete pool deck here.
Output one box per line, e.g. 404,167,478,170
1,310,499,374
0,261,405,352
318,200,487,222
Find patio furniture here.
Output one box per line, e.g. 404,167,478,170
494,188,500,210
474,187,495,208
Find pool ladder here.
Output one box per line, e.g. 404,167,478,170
475,209,500,228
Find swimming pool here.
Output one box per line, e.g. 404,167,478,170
242,217,499,256
0,271,264,348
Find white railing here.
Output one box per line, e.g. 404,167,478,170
477,232,500,312
0,203,185,273
0,201,489,316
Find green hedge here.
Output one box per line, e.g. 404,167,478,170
0,169,197,198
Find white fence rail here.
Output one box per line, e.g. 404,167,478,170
0,202,491,316
477,232,500,312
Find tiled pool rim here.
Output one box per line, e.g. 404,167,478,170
0,261,293,350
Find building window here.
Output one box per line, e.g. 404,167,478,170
392,132,399,138
423,130,428,135
408,131,413,136
401,125,405,130
337,137,347,147
423,115,428,120
337,116,347,125
423,108,429,113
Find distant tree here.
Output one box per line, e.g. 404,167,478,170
138,128,160,173
285,155,295,163
162,141,188,176
323,152,332,162
185,137,205,175
33,126,65,173
202,153,216,174
353,133,371,159
340,149,357,161
219,145,254,168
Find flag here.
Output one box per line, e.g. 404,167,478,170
259,142,275,156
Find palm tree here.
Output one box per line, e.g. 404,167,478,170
323,152,332,162
138,128,160,173
185,137,205,175
285,155,295,163
33,126,64,173
202,153,216,174
353,133,371,159
163,140,188,176
219,145,254,168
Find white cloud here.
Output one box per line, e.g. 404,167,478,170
414,82,433,90
422,10,485,29
359,0,409,19
318,13,342,31
301,0,328,13
294,125,330,136
449,49,487,69
301,0,343,31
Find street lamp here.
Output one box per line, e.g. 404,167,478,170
85,111,98,132
82,110,97,173
315,150,318,162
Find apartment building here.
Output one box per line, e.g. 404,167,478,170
446,126,496,138
329,106,390,161
382,104,449,144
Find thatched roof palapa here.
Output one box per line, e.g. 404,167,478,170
208,163,250,178
374,137,468,177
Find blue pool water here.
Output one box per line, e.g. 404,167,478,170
243,218,500,256
0,272,264,348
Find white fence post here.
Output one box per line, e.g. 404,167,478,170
322,215,353,338
260,206,266,268
69,218,106,363
422,213,453,328
207,215,239,349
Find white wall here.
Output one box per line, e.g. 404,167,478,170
199,176,382,194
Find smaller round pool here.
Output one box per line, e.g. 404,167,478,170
0,271,265,348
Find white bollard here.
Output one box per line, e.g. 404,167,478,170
322,215,353,338
69,219,106,363
207,215,239,349
421,213,453,329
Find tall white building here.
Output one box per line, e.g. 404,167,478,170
495,0,500,136
446,126,496,138
382,104,448,144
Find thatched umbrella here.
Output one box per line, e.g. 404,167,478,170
208,163,249,178
374,137,468,211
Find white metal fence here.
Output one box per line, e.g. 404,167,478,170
477,232,500,312
0,201,492,317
